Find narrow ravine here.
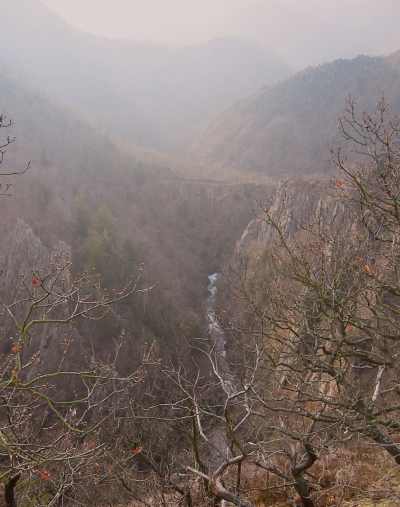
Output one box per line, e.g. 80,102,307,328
206,273,237,493
207,273,235,392
207,273,226,358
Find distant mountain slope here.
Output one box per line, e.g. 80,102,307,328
387,49,400,69
194,55,400,176
0,0,290,151
0,69,139,182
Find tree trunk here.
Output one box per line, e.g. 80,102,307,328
366,425,400,465
5,474,20,507
184,488,193,507
292,475,315,507
291,444,317,507
211,477,254,507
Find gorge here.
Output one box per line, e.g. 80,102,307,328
2,1,400,506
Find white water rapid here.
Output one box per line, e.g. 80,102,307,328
207,273,227,358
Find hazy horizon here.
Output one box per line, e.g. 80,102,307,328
42,0,400,67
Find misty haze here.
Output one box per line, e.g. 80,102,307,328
1,1,400,506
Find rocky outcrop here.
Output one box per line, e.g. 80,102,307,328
219,176,350,364
235,177,344,257
0,219,84,380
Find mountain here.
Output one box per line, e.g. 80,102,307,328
194,55,400,177
0,0,290,151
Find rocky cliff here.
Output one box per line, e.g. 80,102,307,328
0,219,86,384
235,177,341,255
217,176,350,348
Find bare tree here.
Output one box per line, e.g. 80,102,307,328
0,114,29,198
214,98,400,506
0,257,147,506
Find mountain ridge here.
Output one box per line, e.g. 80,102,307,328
193,53,400,177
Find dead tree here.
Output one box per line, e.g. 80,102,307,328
0,261,146,506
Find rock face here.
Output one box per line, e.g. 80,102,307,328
0,219,84,380
220,175,380,409
219,176,350,352
235,177,342,256
0,219,48,306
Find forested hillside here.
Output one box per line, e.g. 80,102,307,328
195,55,400,176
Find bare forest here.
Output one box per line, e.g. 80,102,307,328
1,1,400,506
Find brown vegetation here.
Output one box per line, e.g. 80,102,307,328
3,31,400,505
194,56,400,177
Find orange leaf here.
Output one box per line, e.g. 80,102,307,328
38,469,51,481
32,275,41,288
11,343,22,354
131,446,143,456
335,179,345,189
364,264,372,275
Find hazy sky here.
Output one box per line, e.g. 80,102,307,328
42,0,400,67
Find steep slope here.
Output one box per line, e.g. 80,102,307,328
0,0,289,151
194,55,400,176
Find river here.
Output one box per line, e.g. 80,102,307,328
207,273,227,358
